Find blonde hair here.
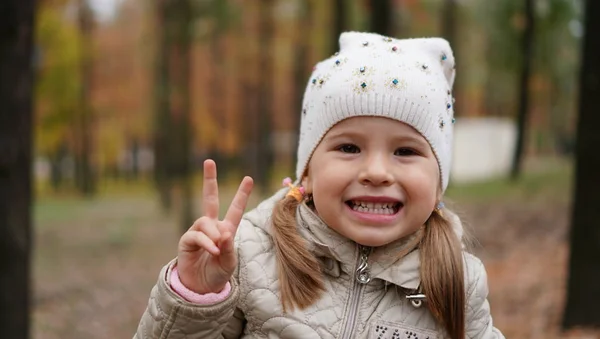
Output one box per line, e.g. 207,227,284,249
271,195,325,311
420,210,466,339
271,195,466,339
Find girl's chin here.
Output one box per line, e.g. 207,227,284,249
354,238,395,247
343,229,402,247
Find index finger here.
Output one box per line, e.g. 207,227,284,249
202,159,219,219
222,176,254,231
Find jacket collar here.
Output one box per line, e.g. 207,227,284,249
243,188,466,291
295,201,422,290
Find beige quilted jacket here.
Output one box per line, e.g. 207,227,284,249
135,189,504,339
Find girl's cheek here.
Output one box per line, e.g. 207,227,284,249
408,170,439,194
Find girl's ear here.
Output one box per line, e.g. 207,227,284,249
301,175,312,195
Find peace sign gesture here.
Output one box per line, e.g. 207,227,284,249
177,160,254,294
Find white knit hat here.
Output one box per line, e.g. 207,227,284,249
296,32,456,191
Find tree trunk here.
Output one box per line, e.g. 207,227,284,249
562,0,600,328
292,0,312,170
153,0,173,211
241,2,260,191
332,0,347,53
130,137,140,180
483,66,500,117
442,0,460,116
76,0,96,196
0,0,36,337
370,0,393,37
510,0,534,180
208,26,228,178
442,0,456,41
167,0,194,232
255,0,274,194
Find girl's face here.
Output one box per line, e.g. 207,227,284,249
303,116,440,247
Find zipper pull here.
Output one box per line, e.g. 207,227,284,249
355,246,372,284
406,293,426,308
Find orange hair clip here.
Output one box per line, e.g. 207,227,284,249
282,177,305,202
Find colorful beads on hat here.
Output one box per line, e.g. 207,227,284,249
384,37,393,42
447,103,452,109
387,77,407,90
354,81,371,94
332,57,348,68
392,46,398,52
362,41,369,46
441,53,447,61
353,65,373,77
439,118,446,129
312,74,330,88
452,118,456,124
419,63,431,74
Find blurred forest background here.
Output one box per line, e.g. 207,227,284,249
2,0,600,338
34,0,582,206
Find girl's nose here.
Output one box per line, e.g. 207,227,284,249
358,154,394,186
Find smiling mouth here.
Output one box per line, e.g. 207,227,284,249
345,200,402,215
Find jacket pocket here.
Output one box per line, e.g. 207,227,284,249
369,321,439,339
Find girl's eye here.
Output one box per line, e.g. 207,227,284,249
394,147,418,156
338,144,360,153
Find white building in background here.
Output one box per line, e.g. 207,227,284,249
450,117,517,184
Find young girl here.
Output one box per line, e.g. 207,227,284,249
135,32,504,339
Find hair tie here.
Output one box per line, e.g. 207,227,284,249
434,201,445,217
282,177,305,202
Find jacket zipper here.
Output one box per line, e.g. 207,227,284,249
340,245,372,339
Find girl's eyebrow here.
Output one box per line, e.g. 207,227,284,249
391,134,429,147
326,129,428,147
324,130,364,141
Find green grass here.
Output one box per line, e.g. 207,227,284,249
34,198,88,224
446,160,572,203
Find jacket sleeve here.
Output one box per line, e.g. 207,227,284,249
465,255,505,339
133,259,245,339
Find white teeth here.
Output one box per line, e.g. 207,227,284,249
351,201,398,215
352,200,397,208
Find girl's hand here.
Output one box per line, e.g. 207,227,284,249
177,159,254,294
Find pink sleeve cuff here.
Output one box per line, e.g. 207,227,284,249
170,267,232,304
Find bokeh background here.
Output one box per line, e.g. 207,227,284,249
19,0,596,338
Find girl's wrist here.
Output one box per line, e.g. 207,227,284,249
170,267,231,304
